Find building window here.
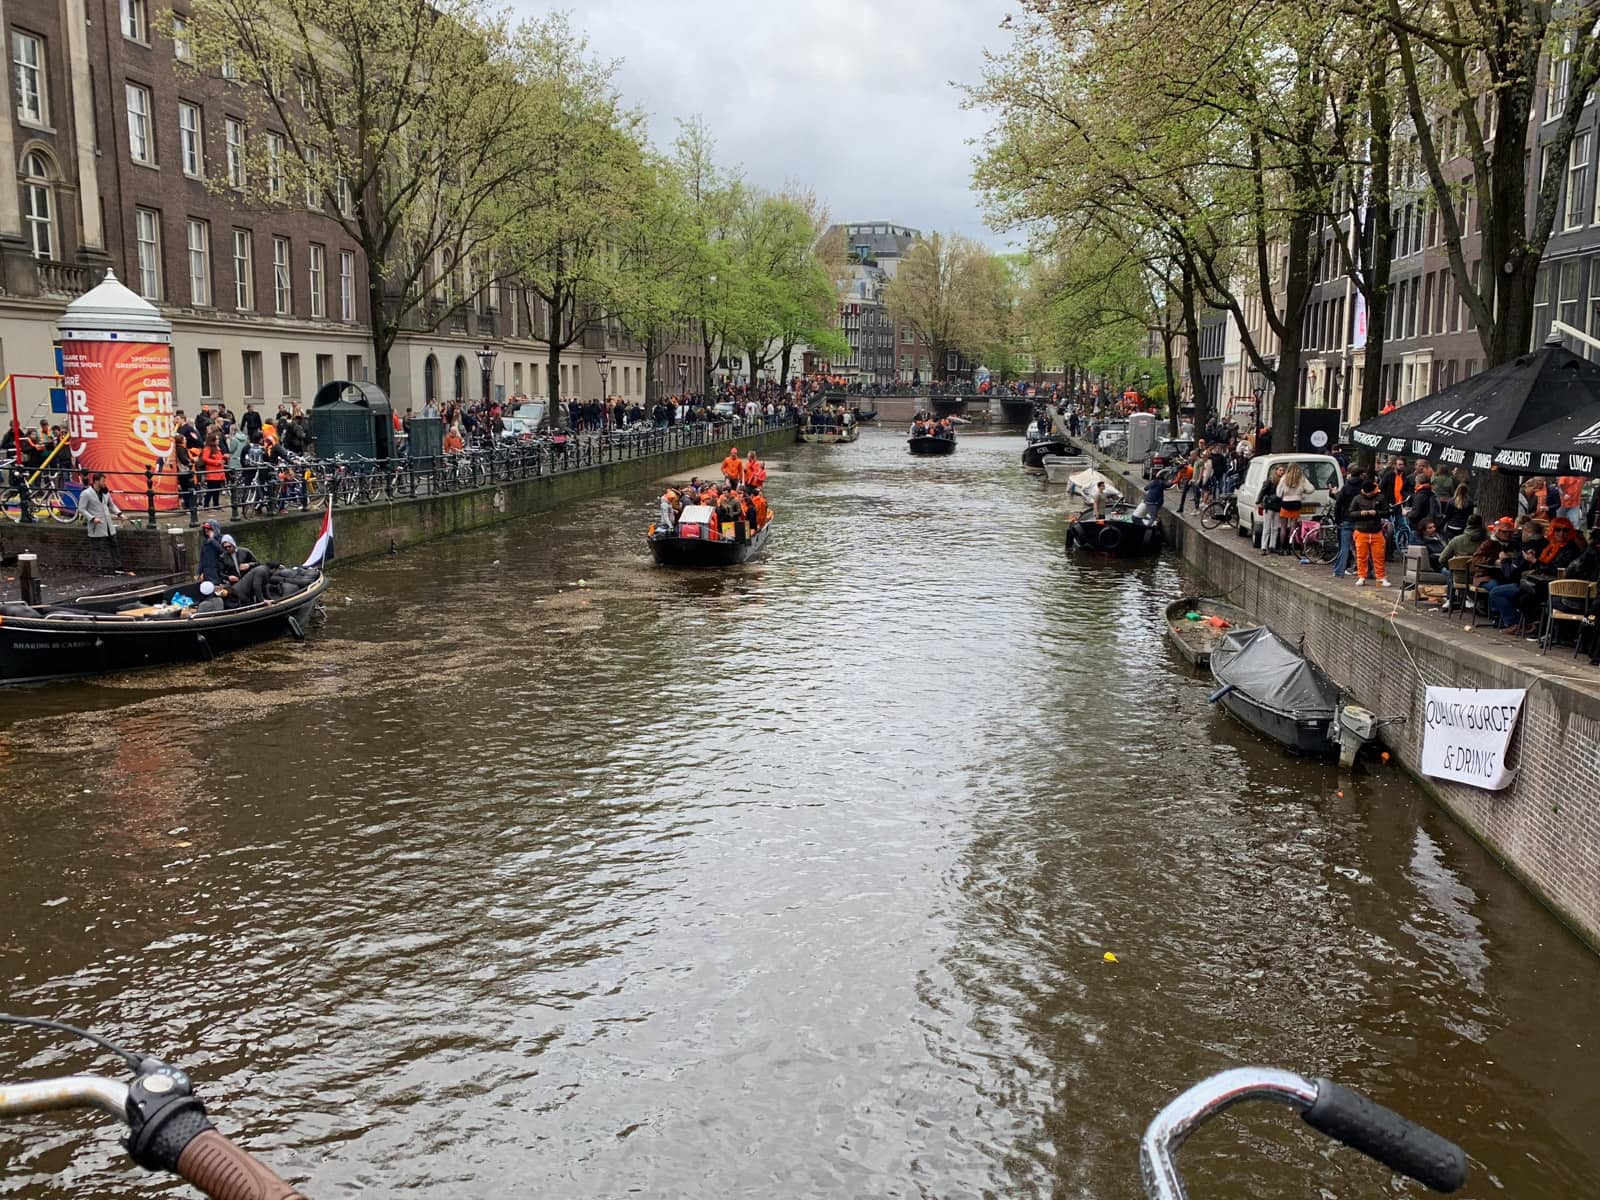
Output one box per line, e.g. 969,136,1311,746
226,118,245,189
178,102,203,177
1568,131,1591,231
13,32,46,125
345,354,362,381
303,145,320,208
272,235,291,313
172,14,192,61
339,250,354,320
315,353,333,387
126,83,154,163
187,218,210,306
122,0,147,42
232,228,253,310
336,173,351,216
20,151,54,260
1559,258,1583,329
266,132,285,200
307,243,325,318
242,350,261,399
135,207,161,299
280,352,299,398
198,348,219,399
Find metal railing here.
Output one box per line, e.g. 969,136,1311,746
1,414,796,530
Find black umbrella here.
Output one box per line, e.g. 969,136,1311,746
1350,342,1600,472
1491,402,1600,475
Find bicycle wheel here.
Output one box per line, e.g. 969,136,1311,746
1316,522,1340,564
0,487,24,522
43,485,78,523
1199,500,1227,531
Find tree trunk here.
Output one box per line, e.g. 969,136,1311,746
780,342,794,385
643,331,659,407
366,262,391,396
1179,259,1209,434
1161,317,1179,437
1270,201,1317,451
701,328,716,398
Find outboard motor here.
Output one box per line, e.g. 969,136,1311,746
1335,704,1379,768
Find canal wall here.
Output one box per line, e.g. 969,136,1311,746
1087,452,1600,949
1,422,797,582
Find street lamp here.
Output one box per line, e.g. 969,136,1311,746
596,353,611,400
677,362,687,395
473,342,492,412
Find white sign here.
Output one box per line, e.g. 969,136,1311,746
1420,687,1526,790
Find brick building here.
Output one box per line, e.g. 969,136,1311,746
0,0,682,426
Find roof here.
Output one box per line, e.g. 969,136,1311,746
677,504,716,524
830,222,921,262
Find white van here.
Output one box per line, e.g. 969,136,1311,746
1235,453,1345,542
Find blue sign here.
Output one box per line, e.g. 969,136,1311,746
53,345,63,375
49,387,67,414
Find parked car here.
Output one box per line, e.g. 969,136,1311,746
501,401,548,439
1143,437,1195,480
1234,453,1345,542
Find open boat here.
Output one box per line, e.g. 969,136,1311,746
1207,625,1387,764
1022,436,1079,469
1163,595,1257,669
908,434,957,456
799,423,860,444
1040,453,1091,483
0,568,328,685
1065,513,1165,556
648,502,772,568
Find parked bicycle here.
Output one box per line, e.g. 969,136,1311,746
1198,493,1238,531
0,1013,1467,1199
1285,512,1339,564
0,474,80,524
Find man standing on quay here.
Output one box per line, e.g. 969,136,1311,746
78,473,124,575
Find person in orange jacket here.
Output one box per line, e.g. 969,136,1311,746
743,451,765,488
751,490,770,526
721,446,742,486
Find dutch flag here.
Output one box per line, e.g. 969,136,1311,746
303,501,334,569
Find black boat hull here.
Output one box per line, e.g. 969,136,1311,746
0,575,329,685
1065,516,1165,556
1022,438,1077,468
908,436,957,456
648,521,772,567
1215,688,1338,756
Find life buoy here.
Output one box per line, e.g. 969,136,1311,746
1097,523,1124,552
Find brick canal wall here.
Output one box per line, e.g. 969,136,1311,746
1089,452,1600,948
2,421,797,581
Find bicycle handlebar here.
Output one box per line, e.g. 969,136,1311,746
1140,1067,1467,1199
0,1068,309,1200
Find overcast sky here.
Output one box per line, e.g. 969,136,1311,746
516,0,1016,244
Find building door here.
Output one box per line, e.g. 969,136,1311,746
454,356,467,402
424,355,437,404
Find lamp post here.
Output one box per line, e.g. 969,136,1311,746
677,362,687,396
596,353,611,410
475,343,497,441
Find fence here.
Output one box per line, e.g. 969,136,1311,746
1,414,795,532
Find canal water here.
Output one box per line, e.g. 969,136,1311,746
2,429,1597,1199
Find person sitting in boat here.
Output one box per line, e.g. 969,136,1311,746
721,447,743,487
218,535,258,585
1130,473,1168,523
751,488,770,527
717,489,744,530
938,417,955,439
660,487,682,528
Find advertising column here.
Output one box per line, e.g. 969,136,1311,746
55,269,177,511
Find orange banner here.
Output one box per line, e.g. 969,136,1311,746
60,339,178,509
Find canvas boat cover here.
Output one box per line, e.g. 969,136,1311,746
1067,468,1121,493
1210,626,1339,717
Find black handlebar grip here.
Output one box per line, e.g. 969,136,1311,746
1302,1078,1468,1194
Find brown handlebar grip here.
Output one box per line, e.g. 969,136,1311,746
174,1130,310,1200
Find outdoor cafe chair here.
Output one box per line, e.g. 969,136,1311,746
1539,579,1598,656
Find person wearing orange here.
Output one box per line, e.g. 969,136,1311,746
199,434,227,510
721,446,742,486
442,425,465,455
743,452,765,488
751,490,769,526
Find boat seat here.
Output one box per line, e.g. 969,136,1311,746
0,600,42,618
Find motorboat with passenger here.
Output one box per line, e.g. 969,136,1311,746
648,502,772,567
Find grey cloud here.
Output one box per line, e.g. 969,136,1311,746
511,0,1014,244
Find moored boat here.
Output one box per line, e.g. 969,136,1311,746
1207,625,1388,764
1065,513,1164,556
1041,453,1090,483
0,569,329,686
908,434,957,456
1022,437,1078,469
1163,595,1257,669
648,503,772,567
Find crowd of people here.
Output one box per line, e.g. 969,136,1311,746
909,412,957,440
657,446,772,538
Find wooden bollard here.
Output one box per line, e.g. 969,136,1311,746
16,552,40,606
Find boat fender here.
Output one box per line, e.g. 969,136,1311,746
93,637,108,672
1097,523,1124,551
195,633,214,662
1207,683,1235,704
286,615,305,642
